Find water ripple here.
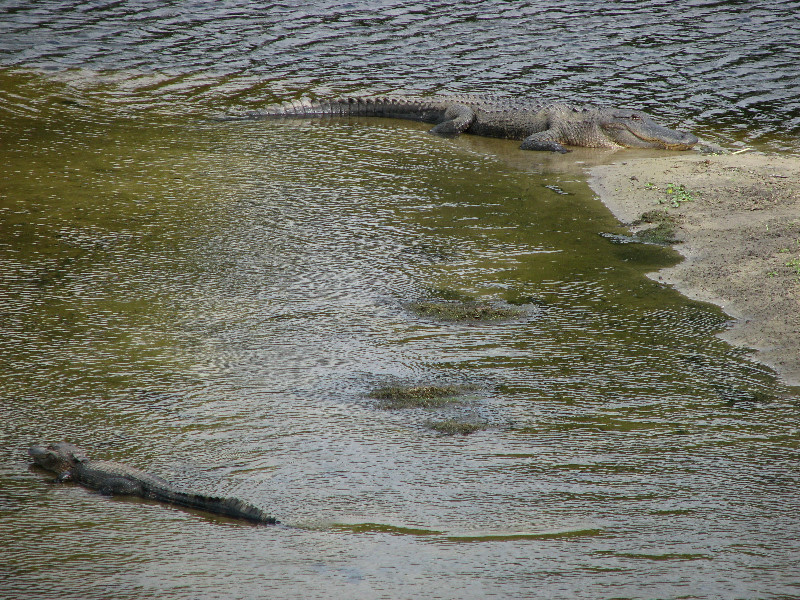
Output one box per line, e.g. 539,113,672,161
3,3,800,599
1,1,799,149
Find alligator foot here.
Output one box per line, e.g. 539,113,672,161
520,135,570,153
429,104,476,135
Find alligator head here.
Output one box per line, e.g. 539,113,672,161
29,442,89,480
598,109,698,150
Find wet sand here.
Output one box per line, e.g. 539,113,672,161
590,152,800,387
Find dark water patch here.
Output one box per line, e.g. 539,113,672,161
597,550,713,562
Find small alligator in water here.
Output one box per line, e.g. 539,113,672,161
29,442,277,525
235,95,698,153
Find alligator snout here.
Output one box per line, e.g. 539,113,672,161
28,445,49,460
668,132,699,150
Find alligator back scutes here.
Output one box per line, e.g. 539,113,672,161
30,443,279,525
246,94,586,120
154,488,279,524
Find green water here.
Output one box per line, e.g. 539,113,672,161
2,69,799,599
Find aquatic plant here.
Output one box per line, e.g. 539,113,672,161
407,299,523,322
632,210,679,245
369,384,472,409
426,419,487,436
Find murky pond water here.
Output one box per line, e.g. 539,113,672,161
2,2,799,599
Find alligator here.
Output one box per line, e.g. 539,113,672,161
29,442,278,525
236,95,698,153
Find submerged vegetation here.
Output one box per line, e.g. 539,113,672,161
405,287,539,322
632,210,680,245
426,419,488,436
407,299,523,322
712,384,776,404
369,384,474,409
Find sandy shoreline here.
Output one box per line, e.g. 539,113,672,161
589,152,800,387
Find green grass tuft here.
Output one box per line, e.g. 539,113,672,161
658,183,698,207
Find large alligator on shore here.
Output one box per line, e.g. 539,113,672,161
235,95,698,153
29,442,277,525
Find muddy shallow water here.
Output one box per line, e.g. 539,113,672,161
2,2,800,599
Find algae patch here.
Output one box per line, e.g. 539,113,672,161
369,384,474,409
426,419,488,436
600,210,680,246
631,210,680,245
405,287,538,323
407,299,523,322
330,522,444,536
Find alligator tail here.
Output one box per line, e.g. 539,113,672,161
238,96,442,122
151,488,278,524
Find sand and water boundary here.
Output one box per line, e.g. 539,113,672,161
589,152,800,387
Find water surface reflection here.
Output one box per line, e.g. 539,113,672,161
2,2,800,599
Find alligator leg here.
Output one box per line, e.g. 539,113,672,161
520,131,570,153
429,104,476,135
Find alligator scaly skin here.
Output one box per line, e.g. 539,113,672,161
233,94,698,153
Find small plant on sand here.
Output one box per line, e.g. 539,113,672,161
787,258,800,280
658,183,698,207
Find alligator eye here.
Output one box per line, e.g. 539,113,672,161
630,115,641,120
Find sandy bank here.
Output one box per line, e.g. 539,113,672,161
589,153,800,387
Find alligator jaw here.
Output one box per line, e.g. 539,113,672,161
28,443,59,467
663,132,699,150
614,126,698,151
632,126,698,150
629,120,698,150
29,442,87,478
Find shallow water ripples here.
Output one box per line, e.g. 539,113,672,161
3,9,800,596
1,1,800,150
